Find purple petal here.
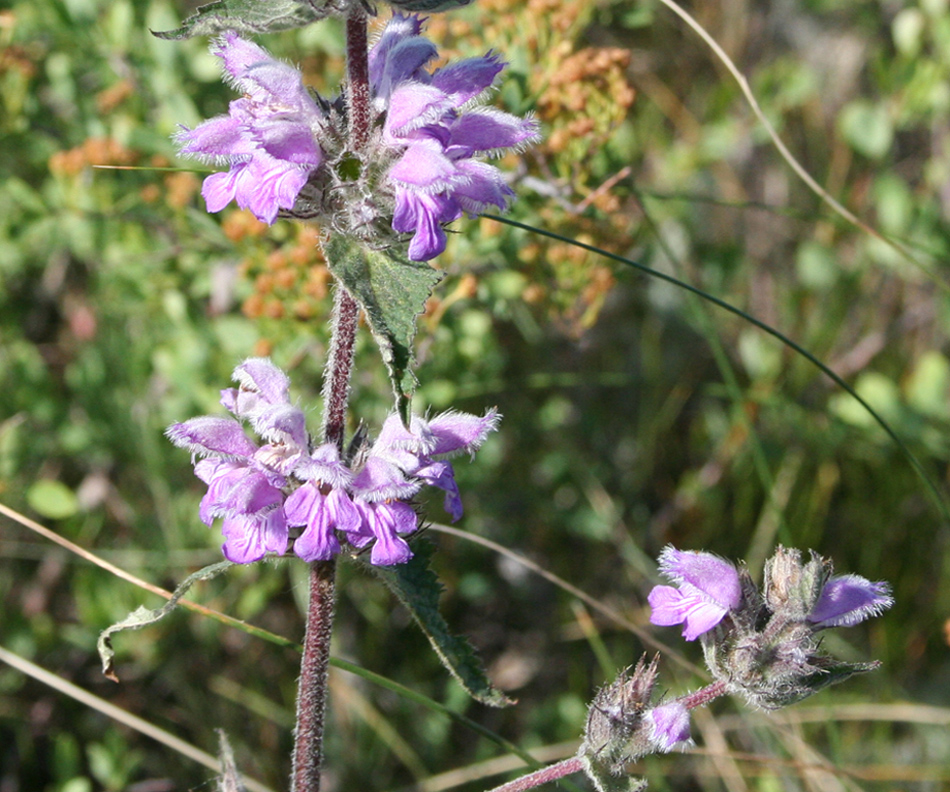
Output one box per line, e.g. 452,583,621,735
351,456,420,502
292,443,354,490
249,402,308,449
428,408,500,456
648,702,691,751
392,191,459,262
388,141,465,192
255,117,322,166
369,15,433,98
325,488,362,532
432,54,504,107
364,502,417,565
176,115,247,160
452,161,514,214
240,60,315,110
386,82,452,134
201,169,243,213
232,358,291,406
220,507,287,563
808,574,894,628
213,32,272,86
166,417,257,458
416,461,463,521
658,546,742,612
448,107,540,153
648,584,729,641
285,484,340,561
375,413,436,455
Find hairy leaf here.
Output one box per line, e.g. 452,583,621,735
98,560,234,681
322,235,442,423
152,0,341,40
372,541,513,707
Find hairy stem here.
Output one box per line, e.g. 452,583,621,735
320,3,370,450
678,679,727,710
290,560,337,792
292,10,372,792
345,4,370,153
321,283,360,449
486,757,584,792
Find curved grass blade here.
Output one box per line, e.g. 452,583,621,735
652,0,949,291
486,215,950,524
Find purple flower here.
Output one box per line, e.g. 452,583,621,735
166,358,308,563
647,702,691,752
168,359,500,566
371,14,540,261
175,33,325,224
648,546,742,640
808,574,894,628
372,409,500,521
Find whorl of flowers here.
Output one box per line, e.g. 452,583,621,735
166,358,499,565
647,545,894,709
175,15,539,261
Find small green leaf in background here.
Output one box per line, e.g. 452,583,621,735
372,541,513,708
26,479,79,520
322,235,443,423
839,99,894,160
151,0,339,40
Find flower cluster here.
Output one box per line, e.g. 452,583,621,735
648,545,894,709
166,358,499,565
580,655,691,790
176,14,539,261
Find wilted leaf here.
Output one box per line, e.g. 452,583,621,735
98,560,234,681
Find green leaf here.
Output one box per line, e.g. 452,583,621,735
322,235,443,422
371,541,513,707
97,560,234,681
151,0,338,40
26,479,79,520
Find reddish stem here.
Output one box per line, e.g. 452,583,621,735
486,757,585,792
678,679,728,710
290,560,337,792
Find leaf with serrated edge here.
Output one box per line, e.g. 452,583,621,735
372,541,513,707
152,0,337,40
98,560,234,681
322,235,442,423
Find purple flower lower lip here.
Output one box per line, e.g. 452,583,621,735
648,546,742,640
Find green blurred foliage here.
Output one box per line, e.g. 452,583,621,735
2,0,950,790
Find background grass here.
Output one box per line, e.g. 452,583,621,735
1,0,949,789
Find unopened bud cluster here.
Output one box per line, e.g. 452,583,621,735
649,545,893,709
579,655,690,792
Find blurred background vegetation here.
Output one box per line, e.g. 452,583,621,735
2,0,950,789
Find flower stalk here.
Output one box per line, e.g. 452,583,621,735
486,757,584,792
291,9,373,789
